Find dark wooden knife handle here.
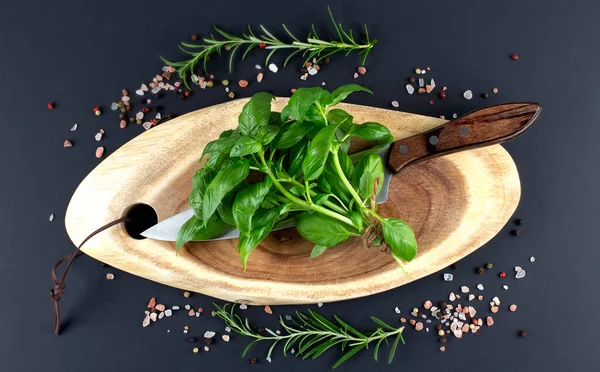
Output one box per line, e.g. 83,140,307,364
388,102,541,173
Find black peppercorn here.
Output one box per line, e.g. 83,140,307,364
178,94,185,100
325,57,331,64
440,337,448,344
257,327,266,334
515,218,523,225
204,337,213,346
439,301,447,309
409,77,416,84
435,324,443,331
300,68,308,74
451,262,459,269
476,267,485,274
519,330,528,337
191,34,199,41
119,113,125,119
187,337,197,342
511,229,520,236
481,93,489,99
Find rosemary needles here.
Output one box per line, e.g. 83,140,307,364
160,6,377,88
213,303,405,368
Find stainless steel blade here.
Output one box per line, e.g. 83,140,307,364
141,144,393,242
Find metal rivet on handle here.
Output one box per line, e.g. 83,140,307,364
398,144,408,154
460,126,469,136
429,135,439,145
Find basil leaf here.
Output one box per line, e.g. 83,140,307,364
351,122,393,144
219,129,234,138
303,105,327,127
238,92,275,136
289,184,305,197
337,149,354,178
189,168,215,218
323,156,352,204
238,204,288,269
317,175,331,193
302,125,337,181
280,105,292,123
288,139,308,176
327,109,353,133
352,153,384,197
255,125,279,146
269,111,283,126
176,214,233,251
230,137,262,157
204,152,228,170
270,121,313,150
348,211,363,229
330,84,372,106
232,177,272,235
295,212,358,246
217,188,239,226
202,158,250,223
313,194,330,206
201,135,239,159
381,218,418,261
358,171,375,201
286,87,329,123
310,245,327,258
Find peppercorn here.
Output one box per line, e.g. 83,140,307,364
481,93,489,99
519,330,528,337
439,301,447,309
440,337,448,344
439,91,446,99
451,262,459,269
511,229,520,236
221,80,229,86
259,43,266,49
183,291,191,298
204,337,213,346
300,68,308,74
499,272,506,278
192,347,199,354
95,109,101,116
206,81,214,88
514,218,523,225
141,107,150,113
120,107,127,113
178,94,185,100
250,357,258,364
129,117,135,122
429,100,434,105
435,324,443,331
486,263,494,270
228,92,235,99
511,54,519,60
119,113,125,119
136,119,142,125
191,34,199,41
257,327,266,334
325,57,331,64
409,77,416,84
476,267,485,274
47,102,55,109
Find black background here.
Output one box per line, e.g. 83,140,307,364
1,0,597,371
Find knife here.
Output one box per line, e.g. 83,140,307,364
141,102,541,241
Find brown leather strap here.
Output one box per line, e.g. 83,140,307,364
50,217,130,335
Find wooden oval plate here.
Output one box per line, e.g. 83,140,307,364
65,98,520,305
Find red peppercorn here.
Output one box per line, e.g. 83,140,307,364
93,106,100,112
439,91,446,99
259,43,266,49
511,54,519,60
141,107,150,113
499,272,506,278
47,102,55,109
429,100,434,105
184,90,191,97
250,357,258,364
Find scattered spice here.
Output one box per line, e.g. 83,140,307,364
264,305,273,314
250,357,258,364
439,91,446,99
476,267,485,274
492,88,499,94
514,218,523,225
228,92,235,99
106,273,114,280
519,330,528,337
193,347,199,354
509,304,517,312
183,291,191,298
357,66,367,75
511,54,519,60
47,102,55,110
147,297,156,309
485,263,493,270
481,93,489,99
63,140,72,148
239,80,249,88
95,147,104,159
499,272,506,278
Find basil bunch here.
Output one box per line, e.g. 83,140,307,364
178,85,417,270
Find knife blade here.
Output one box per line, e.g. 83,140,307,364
141,102,541,242
140,145,393,241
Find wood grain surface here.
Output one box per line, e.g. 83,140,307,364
64,98,521,305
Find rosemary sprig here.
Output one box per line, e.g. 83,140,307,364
213,303,405,368
161,6,377,89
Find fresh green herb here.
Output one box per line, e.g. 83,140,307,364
178,84,417,270
161,6,377,88
213,303,405,368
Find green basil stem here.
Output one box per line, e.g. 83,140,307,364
258,152,355,227
287,178,349,214
331,149,368,212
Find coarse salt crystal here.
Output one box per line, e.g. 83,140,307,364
317,303,323,307
530,256,536,263
492,296,500,305
308,67,318,75
515,269,526,279
140,84,148,92
477,284,484,290
443,273,453,281
391,100,399,108
268,63,278,73
255,65,262,70
257,73,264,82
239,303,248,310
515,266,522,271
111,102,119,111
222,335,230,342
394,307,401,314
204,346,209,351
430,79,436,89
449,292,456,301
461,286,469,293
106,273,114,280
135,89,144,96
158,312,164,320
172,306,179,310
300,74,308,81
150,313,157,322
452,113,458,119
225,326,231,332
142,122,152,130
165,309,172,317
162,66,169,72
185,305,191,310
70,123,78,131
204,331,216,338
463,90,473,100
95,133,102,141
151,87,161,94
419,78,425,87
142,315,150,327
406,84,415,94
503,285,509,290
49,214,54,222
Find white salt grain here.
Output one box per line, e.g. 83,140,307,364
406,84,415,94
430,79,436,89
516,270,526,279
449,292,456,301
503,285,509,290
477,284,484,290
452,113,458,119
172,306,179,310
530,256,536,263
317,303,323,307
135,89,144,96
111,102,119,111
515,266,522,271
151,87,161,94
204,346,209,351
391,100,399,108
394,307,401,314
95,133,102,141
268,63,278,73
142,315,150,327
158,312,164,320
308,67,318,75
122,96,130,103
49,214,54,222
492,296,500,305
419,78,425,87
142,122,152,130
461,286,469,293
222,335,230,342
70,123,78,131
255,64,262,70
165,309,172,317
204,331,216,338
239,304,248,310
300,74,308,81
225,326,231,332
443,273,453,281
463,90,473,100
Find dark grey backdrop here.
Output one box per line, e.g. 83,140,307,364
1,0,597,371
